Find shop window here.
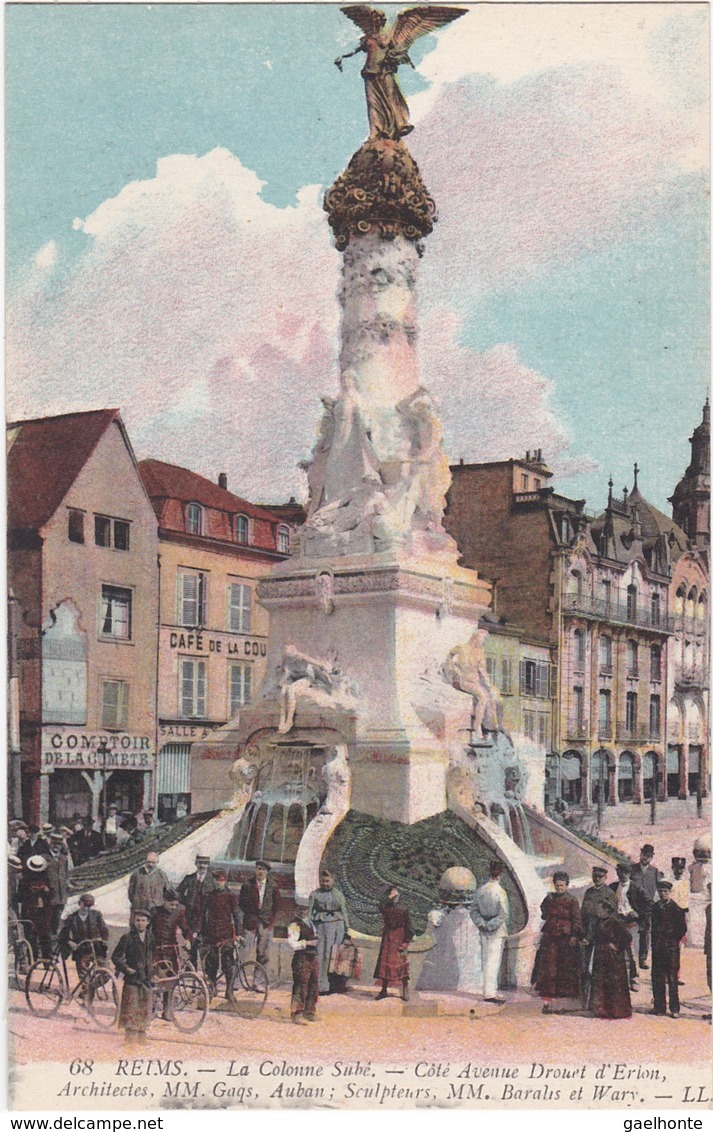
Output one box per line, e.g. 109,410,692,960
228,583,251,633
592,750,610,804
229,664,252,715
68,510,85,544
618,753,635,802
178,572,207,628
666,746,681,798
642,752,656,800
100,586,132,639
181,659,206,718
561,751,582,804
102,679,129,729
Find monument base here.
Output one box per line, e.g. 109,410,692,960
239,549,490,824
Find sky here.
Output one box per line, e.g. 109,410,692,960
5,2,710,514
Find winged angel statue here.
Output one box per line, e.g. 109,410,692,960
335,5,467,141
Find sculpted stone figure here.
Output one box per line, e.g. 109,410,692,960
443,628,503,738
227,756,257,811
335,6,466,141
277,645,357,733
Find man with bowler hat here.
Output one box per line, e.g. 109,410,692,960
239,860,282,967
631,844,662,969
609,861,647,989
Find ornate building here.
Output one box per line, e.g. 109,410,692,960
445,411,710,818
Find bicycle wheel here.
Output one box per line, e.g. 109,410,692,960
227,960,268,1018
169,973,208,1033
86,967,120,1029
14,941,33,988
25,960,66,1017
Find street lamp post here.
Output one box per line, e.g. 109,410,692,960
96,737,110,843
649,752,657,826
597,753,606,829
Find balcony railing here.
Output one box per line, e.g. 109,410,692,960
617,723,655,742
562,593,673,632
598,722,613,739
565,723,589,740
599,664,613,676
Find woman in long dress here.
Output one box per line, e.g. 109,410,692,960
307,869,350,995
112,909,154,1045
374,885,413,1001
533,871,583,1008
589,904,633,1019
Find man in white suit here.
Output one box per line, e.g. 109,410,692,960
472,859,509,1003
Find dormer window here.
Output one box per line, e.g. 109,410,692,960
186,503,203,536
278,525,290,554
235,514,249,545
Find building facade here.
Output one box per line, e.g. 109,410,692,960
139,460,291,820
445,427,710,818
8,410,159,825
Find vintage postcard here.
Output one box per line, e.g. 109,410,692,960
6,0,711,1115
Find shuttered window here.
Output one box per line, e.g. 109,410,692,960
228,584,251,633
181,659,206,718
229,664,252,715
102,679,129,728
178,572,207,628
157,744,191,795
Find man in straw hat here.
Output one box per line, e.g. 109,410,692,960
21,855,53,958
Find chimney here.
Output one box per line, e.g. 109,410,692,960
218,472,228,490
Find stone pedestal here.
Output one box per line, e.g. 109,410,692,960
243,549,490,824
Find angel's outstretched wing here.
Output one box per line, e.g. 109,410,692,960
340,6,387,36
389,6,467,51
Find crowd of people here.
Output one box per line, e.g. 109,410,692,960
532,843,709,1020
9,824,709,1038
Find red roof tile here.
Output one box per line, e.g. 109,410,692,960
138,459,278,525
7,409,120,533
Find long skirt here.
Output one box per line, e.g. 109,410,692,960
535,935,582,998
590,947,632,1019
291,952,319,1019
315,920,345,994
118,984,152,1032
374,928,409,985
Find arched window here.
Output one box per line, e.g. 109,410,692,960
277,525,290,554
592,750,610,804
235,514,249,545
626,584,637,621
573,628,586,665
599,635,613,672
650,644,662,682
686,588,697,624
626,639,638,677
697,593,707,633
186,503,203,536
560,751,582,804
674,587,685,619
618,752,635,802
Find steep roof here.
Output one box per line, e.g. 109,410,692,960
7,409,120,533
138,459,278,524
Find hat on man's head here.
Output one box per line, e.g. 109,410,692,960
27,824,40,835
27,855,48,873
641,844,655,855
255,860,271,871
163,888,179,902
79,893,95,906
60,827,73,837
592,866,608,878
9,820,26,831
133,908,151,921
196,854,210,864
212,868,228,881
50,832,65,844
616,861,632,874
671,857,686,867
42,823,54,833
657,879,673,891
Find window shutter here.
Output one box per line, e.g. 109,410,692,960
549,664,558,700
198,574,207,627
536,663,549,698
241,585,251,633
181,575,198,627
197,662,206,716
181,660,194,717
519,660,526,696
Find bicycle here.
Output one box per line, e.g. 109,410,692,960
195,938,268,1019
25,940,120,1028
149,948,208,1033
9,918,35,989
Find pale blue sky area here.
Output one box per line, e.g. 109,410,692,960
6,3,709,514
